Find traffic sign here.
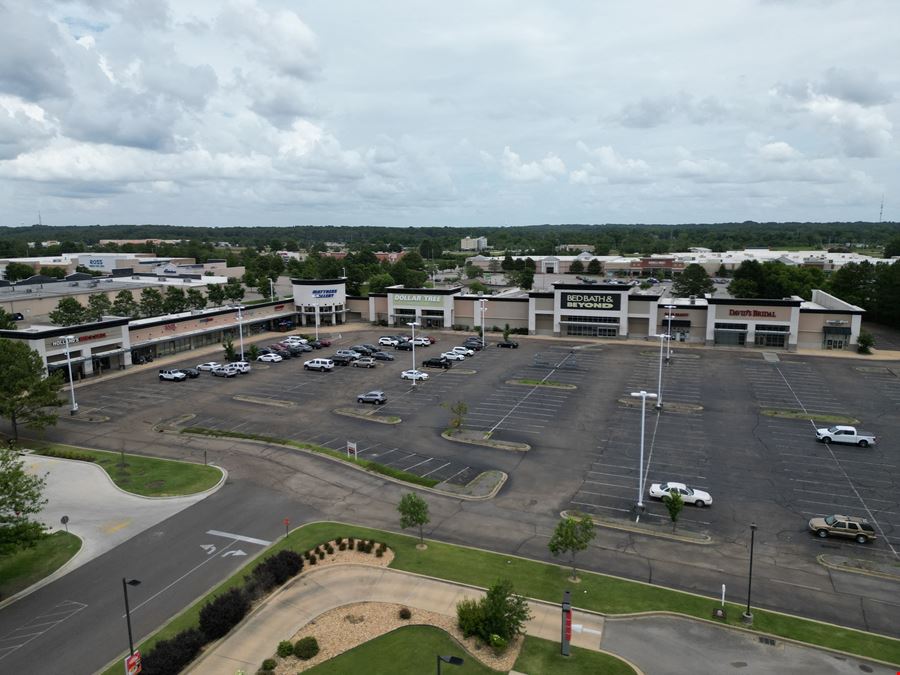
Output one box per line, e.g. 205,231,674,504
125,650,141,675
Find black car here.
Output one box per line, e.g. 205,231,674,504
497,340,519,349
282,345,306,356
372,351,395,361
463,339,485,351
308,340,324,349
351,345,374,355
422,357,451,369
330,355,353,366
175,367,200,378
362,343,379,353
357,390,387,405
395,342,413,351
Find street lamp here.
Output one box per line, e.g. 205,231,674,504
652,333,670,409
630,390,657,514
437,654,464,674
743,522,758,624
407,321,420,387
269,278,275,301
234,305,245,360
314,302,320,341
63,336,79,415
663,304,676,361
479,297,488,343
122,578,141,657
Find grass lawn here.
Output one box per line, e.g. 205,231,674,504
513,635,635,675
31,442,221,497
760,408,859,425
304,626,500,674
98,522,900,675
0,531,82,600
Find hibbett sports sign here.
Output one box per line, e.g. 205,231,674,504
560,292,622,311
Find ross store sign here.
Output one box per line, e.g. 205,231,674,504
393,293,444,308
560,292,622,311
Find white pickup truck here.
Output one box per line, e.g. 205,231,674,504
815,426,876,447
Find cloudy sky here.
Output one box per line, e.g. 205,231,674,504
1,1,898,228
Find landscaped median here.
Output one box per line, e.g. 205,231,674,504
0,531,82,601
506,378,576,390
101,521,900,675
332,407,401,424
441,428,530,452
760,408,860,425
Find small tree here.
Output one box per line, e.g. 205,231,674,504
456,579,532,647
0,443,49,554
3,262,36,282
857,330,875,354
586,259,602,275
663,490,684,531
672,263,714,298
397,492,430,545
0,307,17,329
49,297,88,326
163,287,188,314
186,288,208,310
443,400,468,430
224,279,245,304
248,344,260,362
502,323,511,342
548,513,596,581
86,293,112,321
139,287,165,317
206,284,226,307
111,290,139,318
568,260,584,274
0,340,63,442
223,338,235,362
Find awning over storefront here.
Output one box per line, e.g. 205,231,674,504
823,326,851,335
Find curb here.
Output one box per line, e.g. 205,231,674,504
441,430,530,452
506,379,577,390
332,408,402,425
561,510,713,545
816,554,900,582
616,397,703,414
0,533,84,611
233,394,295,408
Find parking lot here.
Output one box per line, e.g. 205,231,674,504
63,329,900,558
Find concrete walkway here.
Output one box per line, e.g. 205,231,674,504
189,565,895,675
0,454,221,608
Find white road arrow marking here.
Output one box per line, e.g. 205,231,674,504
222,550,247,557
200,544,216,555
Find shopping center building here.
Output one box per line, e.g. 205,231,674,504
0,277,864,380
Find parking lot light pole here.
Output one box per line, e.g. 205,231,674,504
63,336,79,414
407,321,420,387
479,298,488,342
743,522,758,624
663,304,676,361
122,578,141,657
235,306,245,359
314,302,320,341
630,390,657,514
652,333,669,409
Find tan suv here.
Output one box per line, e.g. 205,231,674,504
808,514,876,544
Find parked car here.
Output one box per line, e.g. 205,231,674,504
303,358,334,372
648,481,712,507
372,351,395,361
401,369,429,381
357,390,387,405
159,369,186,381
378,336,400,347
257,353,283,363
330,355,353,366
211,365,238,378
463,339,485,351
451,346,474,357
423,357,451,369
362,343,380,353
808,514,876,544
353,357,377,368
317,338,332,347
231,361,252,374
283,335,309,344
308,340,324,349
281,345,305,356
335,349,361,360
410,337,430,346
425,335,438,344
395,342,413,351
269,345,292,358
497,340,519,349
351,345,374,356
441,351,465,361
814,425,876,447
196,362,221,371
175,368,200,378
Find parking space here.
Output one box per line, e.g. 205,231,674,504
741,358,845,413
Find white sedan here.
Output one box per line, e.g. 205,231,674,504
196,362,222,371
257,353,283,363
401,369,429,381
451,346,474,356
378,336,399,346
410,337,430,346
441,351,465,361
648,481,712,507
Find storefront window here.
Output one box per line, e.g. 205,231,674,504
714,322,747,346
566,324,617,337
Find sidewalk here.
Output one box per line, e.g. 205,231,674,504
188,565,895,675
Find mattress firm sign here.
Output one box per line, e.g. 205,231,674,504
560,292,622,311
293,284,345,305
392,293,444,308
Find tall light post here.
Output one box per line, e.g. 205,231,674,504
743,522,758,624
314,302,320,341
407,321,420,387
63,335,79,415
630,390,657,514
122,577,141,657
653,333,669,410
437,654,464,674
269,277,275,301
234,305,245,360
479,297,488,342
663,304,676,361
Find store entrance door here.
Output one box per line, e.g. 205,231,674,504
825,337,845,350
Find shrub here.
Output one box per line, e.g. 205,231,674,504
455,579,532,643
399,607,411,620
309,556,317,565
335,537,343,546
348,537,355,547
276,640,294,657
325,543,334,554
140,628,206,675
294,637,320,660
317,550,325,559
375,548,383,558
456,598,483,638
314,545,322,555
339,542,347,551
199,587,251,640
490,633,508,654
261,657,277,670
356,539,365,551
378,542,387,552
245,550,303,598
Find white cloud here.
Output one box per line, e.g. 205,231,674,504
498,146,566,182
758,141,801,162
571,142,651,183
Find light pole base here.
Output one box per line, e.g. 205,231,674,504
654,403,662,410
741,611,753,625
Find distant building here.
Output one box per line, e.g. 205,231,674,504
98,239,183,246
556,243,595,253
461,236,488,251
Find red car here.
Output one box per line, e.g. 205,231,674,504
424,335,437,344
317,338,332,347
